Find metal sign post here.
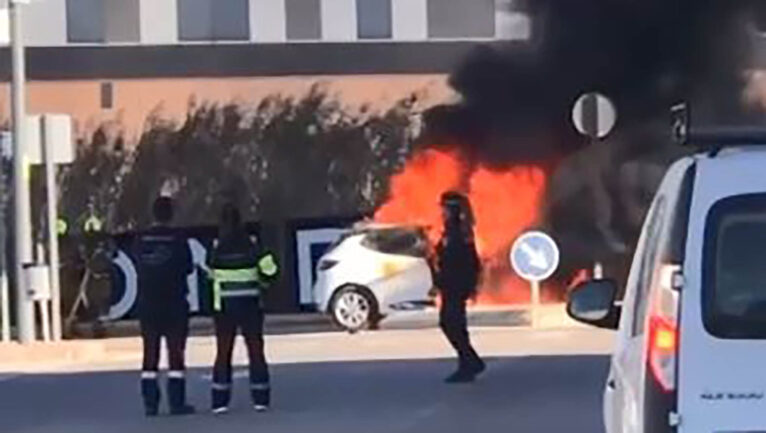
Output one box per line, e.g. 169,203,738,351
41,117,59,340
26,114,74,341
0,133,10,343
510,231,560,328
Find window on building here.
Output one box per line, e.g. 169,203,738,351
100,82,114,110
67,0,140,44
66,0,106,43
285,0,322,40
178,0,250,41
357,0,392,39
427,0,495,39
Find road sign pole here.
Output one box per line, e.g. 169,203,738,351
42,117,63,341
0,159,9,343
510,231,559,330
10,0,36,344
530,280,540,329
0,267,9,342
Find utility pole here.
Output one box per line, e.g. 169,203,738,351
10,0,35,344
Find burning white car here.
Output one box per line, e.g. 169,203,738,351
313,224,434,332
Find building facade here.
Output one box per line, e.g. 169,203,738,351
0,0,530,138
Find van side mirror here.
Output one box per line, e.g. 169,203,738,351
567,279,621,330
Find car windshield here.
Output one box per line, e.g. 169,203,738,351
360,228,428,257
704,193,766,338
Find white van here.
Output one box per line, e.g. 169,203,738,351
568,126,766,432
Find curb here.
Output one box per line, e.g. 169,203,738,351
0,304,582,371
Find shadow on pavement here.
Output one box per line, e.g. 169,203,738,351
0,355,607,433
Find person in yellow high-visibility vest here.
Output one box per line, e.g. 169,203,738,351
207,202,278,415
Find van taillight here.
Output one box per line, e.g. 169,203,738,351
648,314,677,393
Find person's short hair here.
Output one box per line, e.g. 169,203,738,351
441,191,467,208
152,196,174,223
221,202,241,227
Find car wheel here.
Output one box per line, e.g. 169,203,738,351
330,285,378,333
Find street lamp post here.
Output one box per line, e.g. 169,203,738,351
10,0,35,344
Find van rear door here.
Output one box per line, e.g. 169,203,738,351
679,151,766,432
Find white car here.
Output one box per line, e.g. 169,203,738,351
568,126,766,432
314,225,434,332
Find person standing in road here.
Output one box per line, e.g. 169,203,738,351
208,202,278,415
434,191,486,383
134,196,196,417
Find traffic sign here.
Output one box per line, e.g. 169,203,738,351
572,92,617,139
0,115,74,164
510,231,560,282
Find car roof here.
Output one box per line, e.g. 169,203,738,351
351,221,425,232
692,145,766,161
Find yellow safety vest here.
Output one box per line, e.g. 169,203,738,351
210,253,279,312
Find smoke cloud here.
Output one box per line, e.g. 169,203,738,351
420,0,765,276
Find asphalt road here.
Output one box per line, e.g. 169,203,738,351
0,353,608,433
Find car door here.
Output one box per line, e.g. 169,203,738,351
678,153,766,433
608,193,668,433
365,229,433,308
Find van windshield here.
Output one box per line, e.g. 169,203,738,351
704,194,766,339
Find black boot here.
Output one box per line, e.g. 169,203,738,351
167,376,196,416
445,356,478,384
444,368,477,384
250,382,271,412
140,376,161,417
211,384,231,415
469,352,486,377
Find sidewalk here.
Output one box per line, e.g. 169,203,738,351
0,304,583,373
70,312,334,339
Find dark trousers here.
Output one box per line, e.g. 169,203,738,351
140,315,189,372
139,313,190,411
439,295,481,371
212,299,270,408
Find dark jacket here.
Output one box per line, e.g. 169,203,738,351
434,227,481,299
207,231,260,270
83,232,116,276
133,225,193,319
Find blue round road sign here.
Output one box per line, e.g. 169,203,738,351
510,231,560,282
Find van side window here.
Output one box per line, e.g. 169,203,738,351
631,197,667,336
703,193,766,339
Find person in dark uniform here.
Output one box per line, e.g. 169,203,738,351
434,191,486,383
82,221,115,338
134,196,195,416
207,203,278,415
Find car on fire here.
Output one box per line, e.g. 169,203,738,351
566,110,766,433
313,224,434,332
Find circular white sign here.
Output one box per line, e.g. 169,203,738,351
510,231,560,282
572,93,617,139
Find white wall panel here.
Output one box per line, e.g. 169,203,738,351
321,0,356,42
392,0,426,41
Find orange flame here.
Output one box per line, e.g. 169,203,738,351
469,166,546,259
567,269,591,290
375,149,463,244
375,147,550,305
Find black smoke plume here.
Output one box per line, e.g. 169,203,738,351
422,0,765,278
